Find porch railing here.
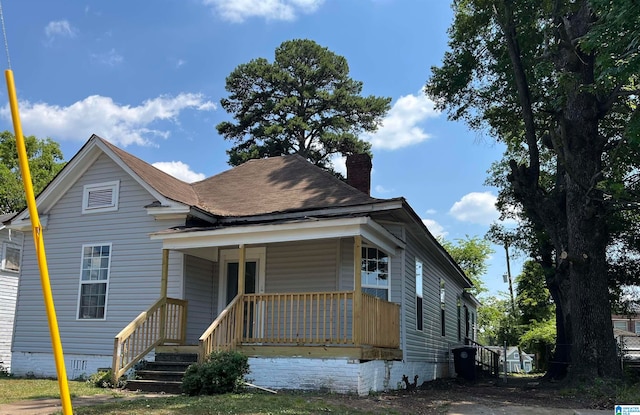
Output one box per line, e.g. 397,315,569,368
466,338,500,377
360,292,401,348
112,297,187,381
198,294,243,362
198,290,401,362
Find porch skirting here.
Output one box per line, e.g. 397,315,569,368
247,357,444,395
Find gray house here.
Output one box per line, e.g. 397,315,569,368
9,134,477,393
0,212,23,374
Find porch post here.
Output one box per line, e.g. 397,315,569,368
159,249,169,342
235,244,246,344
353,236,362,347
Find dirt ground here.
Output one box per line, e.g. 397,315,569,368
316,376,608,415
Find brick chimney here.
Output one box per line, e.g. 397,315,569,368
346,153,372,195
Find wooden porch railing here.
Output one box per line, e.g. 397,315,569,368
360,292,401,348
198,294,243,362
112,297,187,381
197,291,402,362
243,291,355,345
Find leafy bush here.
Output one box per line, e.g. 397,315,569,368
86,369,125,389
181,351,249,396
0,363,9,378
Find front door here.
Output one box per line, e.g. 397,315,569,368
225,261,257,304
219,248,266,339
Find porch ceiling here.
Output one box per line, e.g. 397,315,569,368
150,216,405,255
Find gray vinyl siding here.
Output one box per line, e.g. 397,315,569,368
265,239,338,293
338,238,354,291
0,227,23,372
12,154,185,356
264,239,352,342
403,231,468,363
184,255,216,344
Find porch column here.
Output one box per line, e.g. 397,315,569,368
353,236,362,346
235,244,246,343
159,249,169,341
160,249,169,299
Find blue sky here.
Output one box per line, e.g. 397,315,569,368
0,0,521,297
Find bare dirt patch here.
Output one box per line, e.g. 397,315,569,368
316,376,600,415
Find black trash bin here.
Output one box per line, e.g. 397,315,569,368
452,346,476,381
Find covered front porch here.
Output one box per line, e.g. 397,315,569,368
112,216,404,381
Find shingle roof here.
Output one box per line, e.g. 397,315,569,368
98,137,200,207
98,135,380,217
192,154,379,216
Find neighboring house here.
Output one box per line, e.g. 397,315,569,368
612,314,640,335
502,346,533,373
0,212,23,373
8,134,478,394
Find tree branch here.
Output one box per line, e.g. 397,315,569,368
495,1,540,182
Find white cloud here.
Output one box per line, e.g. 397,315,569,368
0,93,216,147
44,20,76,40
152,161,206,183
374,185,393,194
422,219,447,238
449,192,500,225
425,208,437,215
364,89,440,150
202,0,324,22
91,49,124,66
330,154,347,177
176,59,187,68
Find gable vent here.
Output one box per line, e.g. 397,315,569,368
82,181,119,214
87,188,114,208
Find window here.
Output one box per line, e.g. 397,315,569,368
361,247,389,300
613,320,627,331
82,181,119,213
1,243,21,272
457,296,461,341
440,279,446,336
415,260,423,331
77,244,111,319
636,322,640,334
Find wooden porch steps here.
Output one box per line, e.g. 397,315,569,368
124,346,198,394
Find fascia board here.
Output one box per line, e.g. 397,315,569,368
151,217,403,253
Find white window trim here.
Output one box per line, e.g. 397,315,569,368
76,243,112,321
415,260,423,331
82,181,120,214
1,242,21,273
361,245,391,301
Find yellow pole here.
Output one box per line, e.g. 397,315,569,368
5,69,73,414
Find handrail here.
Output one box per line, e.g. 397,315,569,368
112,297,187,381
198,294,243,362
466,338,500,377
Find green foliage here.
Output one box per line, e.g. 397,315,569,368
181,351,249,396
515,261,554,325
86,369,125,389
439,235,493,295
217,39,391,174
0,131,65,214
519,319,556,371
477,295,520,346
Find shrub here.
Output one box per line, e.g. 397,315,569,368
181,351,249,396
86,369,126,389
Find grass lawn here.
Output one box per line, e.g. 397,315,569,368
0,378,116,405
69,393,393,415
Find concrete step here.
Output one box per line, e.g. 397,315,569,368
135,369,186,382
155,352,198,363
125,379,183,394
144,361,193,372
